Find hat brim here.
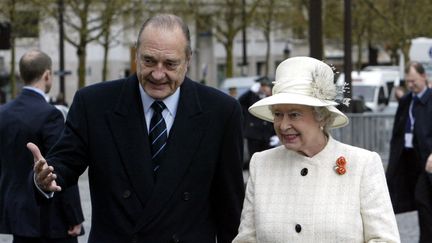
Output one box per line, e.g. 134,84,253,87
248,93,349,129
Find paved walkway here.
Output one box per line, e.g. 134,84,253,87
0,170,420,243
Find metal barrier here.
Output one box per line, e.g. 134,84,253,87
330,113,395,167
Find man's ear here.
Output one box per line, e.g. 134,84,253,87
42,69,51,82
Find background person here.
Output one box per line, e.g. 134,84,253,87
233,56,400,242
387,61,432,243
238,77,276,169
0,50,84,243
27,14,244,243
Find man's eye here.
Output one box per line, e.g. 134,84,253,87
144,58,154,64
140,57,155,66
165,62,178,69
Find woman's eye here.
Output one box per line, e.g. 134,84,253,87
288,112,301,119
273,112,283,118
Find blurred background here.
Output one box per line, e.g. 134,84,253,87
0,0,431,107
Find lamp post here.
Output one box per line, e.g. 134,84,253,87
57,0,65,98
283,42,291,59
343,0,352,103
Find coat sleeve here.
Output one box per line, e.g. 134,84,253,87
361,152,401,243
232,154,257,243
42,107,85,227
211,100,245,243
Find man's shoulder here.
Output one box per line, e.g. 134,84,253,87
79,78,127,94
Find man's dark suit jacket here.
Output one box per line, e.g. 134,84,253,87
46,75,245,243
387,88,432,213
0,89,84,238
238,90,274,142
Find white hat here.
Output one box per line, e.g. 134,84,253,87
249,56,349,129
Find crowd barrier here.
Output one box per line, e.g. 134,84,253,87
330,112,395,167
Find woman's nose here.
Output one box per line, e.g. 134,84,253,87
279,116,292,131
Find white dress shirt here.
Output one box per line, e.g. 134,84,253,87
139,83,179,135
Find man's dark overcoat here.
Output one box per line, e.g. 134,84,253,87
46,75,245,243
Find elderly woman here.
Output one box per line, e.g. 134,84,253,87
233,57,400,243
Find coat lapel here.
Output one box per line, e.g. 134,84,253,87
133,78,208,231
106,75,155,207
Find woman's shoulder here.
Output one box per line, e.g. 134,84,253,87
332,139,382,165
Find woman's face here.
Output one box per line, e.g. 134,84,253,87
272,104,325,156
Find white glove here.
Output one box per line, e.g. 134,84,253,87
269,135,280,147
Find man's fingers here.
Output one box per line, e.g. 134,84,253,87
27,142,43,162
34,158,48,173
28,142,62,192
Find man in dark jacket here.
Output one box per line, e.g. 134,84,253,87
239,77,276,169
387,61,432,243
0,50,84,243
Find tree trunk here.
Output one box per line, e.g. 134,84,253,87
309,0,323,59
77,45,86,88
356,37,362,71
10,37,16,98
264,30,271,77
9,0,17,98
102,33,109,81
225,39,234,78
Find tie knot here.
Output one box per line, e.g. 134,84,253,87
151,101,166,113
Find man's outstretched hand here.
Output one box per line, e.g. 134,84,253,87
27,142,62,192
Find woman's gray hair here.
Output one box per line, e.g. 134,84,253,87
313,107,336,132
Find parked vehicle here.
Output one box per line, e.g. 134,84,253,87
409,37,432,81
219,76,261,99
337,70,401,112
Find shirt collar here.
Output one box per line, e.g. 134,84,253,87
138,83,180,117
22,86,49,102
414,86,428,100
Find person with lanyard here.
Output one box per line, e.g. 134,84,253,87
387,61,432,243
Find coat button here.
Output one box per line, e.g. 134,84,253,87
172,234,180,243
295,224,302,233
300,168,308,176
182,192,191,201
123,190,131,199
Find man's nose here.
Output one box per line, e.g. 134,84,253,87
151,65,166,80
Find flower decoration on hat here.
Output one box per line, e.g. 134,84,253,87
310,65,337,101
335,156,347,175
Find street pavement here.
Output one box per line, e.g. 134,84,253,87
0,170,420,243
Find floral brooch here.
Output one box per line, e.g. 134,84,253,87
335,156,347,175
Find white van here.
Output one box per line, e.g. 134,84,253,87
219,76,261,98
336,70,400,112
409,37,432,81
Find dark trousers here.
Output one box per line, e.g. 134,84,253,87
415,172,432,243
13,235,78,243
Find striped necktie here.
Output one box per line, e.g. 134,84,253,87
149,101,167,172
